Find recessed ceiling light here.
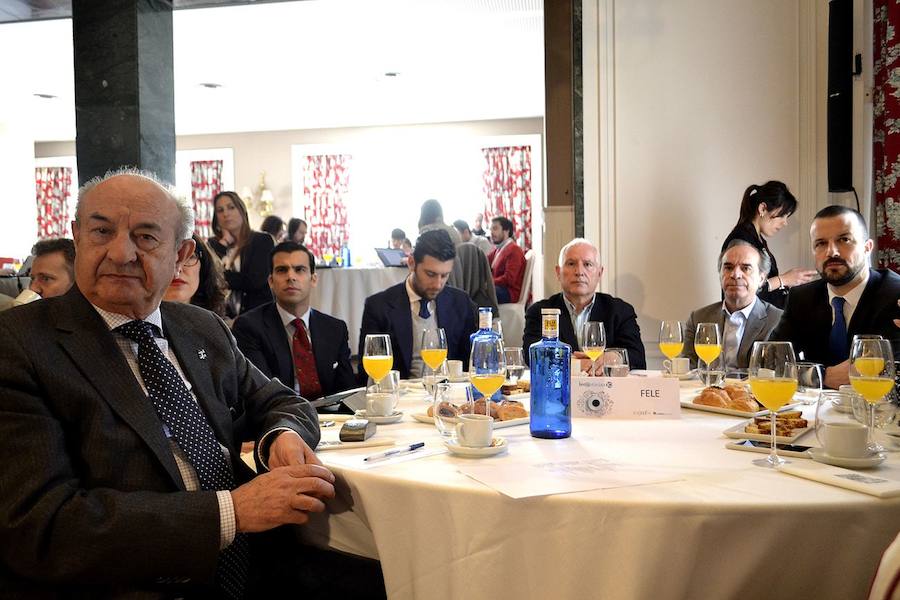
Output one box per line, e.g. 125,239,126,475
33,93,57,99
383,72,400,78
199,82,223,89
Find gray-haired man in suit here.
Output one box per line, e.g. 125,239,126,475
683,240,783,370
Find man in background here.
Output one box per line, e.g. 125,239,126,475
234,242,356,402
453,219,493,255
524,238,645,369
359,229,476,381
28,237,75,298
472,213,486,237
683,240,783,369
769,205,900,388
390,228,406,249
288,218,308,245
487,216,526,304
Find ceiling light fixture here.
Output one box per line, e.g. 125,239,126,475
198,82,223,89
33,93,57,99
383,72,400,78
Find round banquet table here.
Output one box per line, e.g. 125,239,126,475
310,266,408,354
298,380,900,600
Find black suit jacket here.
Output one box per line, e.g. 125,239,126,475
0,288,319,596
523,292,647,369
358,281,477,382
233,301,357,400
210,231,274,314
768,268,900,365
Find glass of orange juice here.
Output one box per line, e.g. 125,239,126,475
470,335,506,417
658,320,684,375
694,323,722,386
581,321,606,375
748,341,799,468
421,328,448,402
849,337,895,453
363,334,393,393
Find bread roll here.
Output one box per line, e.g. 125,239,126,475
694,387,730,408
497,401,528,421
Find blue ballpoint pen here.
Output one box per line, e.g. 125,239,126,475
363,442,425,462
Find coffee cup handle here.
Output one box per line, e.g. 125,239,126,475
663,359,672,372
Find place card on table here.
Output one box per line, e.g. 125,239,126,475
779,460,900,498
571,376,680,419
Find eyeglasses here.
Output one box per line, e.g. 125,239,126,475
184,253,200,267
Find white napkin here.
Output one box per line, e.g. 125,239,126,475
779,460,900,498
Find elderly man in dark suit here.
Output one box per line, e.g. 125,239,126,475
683,240,783,370
0,171,383,598
234,241,356,402
358,229,477,382
769,205,900,388
524,238,646,369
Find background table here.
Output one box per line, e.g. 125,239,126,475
311,266,408,354
301,380,900,600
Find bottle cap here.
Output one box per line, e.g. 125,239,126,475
541,308,561,316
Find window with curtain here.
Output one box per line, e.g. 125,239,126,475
190,160,223,239
481,146,532,251
874,1,900,271
302,154,351,260
35,166,73,239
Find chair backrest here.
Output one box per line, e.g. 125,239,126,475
517,250,535,306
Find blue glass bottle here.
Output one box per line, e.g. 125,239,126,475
340,243,351,267
529,308,571,438
469,307,503,403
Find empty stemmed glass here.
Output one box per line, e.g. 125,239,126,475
748,341,798,468
363,334,393,393
581,321,606,376
504,347,525,384
849,337,895,453
694,323,722,386
421,328,448,403
659,320,684,375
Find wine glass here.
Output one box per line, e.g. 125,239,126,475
421,328,448,403
849,337,895,453
694,323,722,386
581,321,606,376
504,347,525,384
363,334,393,393
322,250,334,266
602,348,630,377
433,382,473,438
492,318,504,341
748,341,799,468
659,320,684,374
470,335,506,416
795,362,823,405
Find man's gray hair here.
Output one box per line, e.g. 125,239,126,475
717,239,771,279
75,167,195,242
558,237,599,267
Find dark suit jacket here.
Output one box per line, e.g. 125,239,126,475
768,268,900,365
210,231,274,314
0,287,319,597
523,292,647,369
683,298,783,369
233,301,357,400
358,281,477,382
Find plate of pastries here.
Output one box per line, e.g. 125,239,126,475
724,410,811,444
414,398,530,428
682,384,767,417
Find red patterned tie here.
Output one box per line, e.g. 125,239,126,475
292,318,323,399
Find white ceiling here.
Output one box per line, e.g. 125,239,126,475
0,0,544,141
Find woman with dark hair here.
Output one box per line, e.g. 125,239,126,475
418,198,462,245
260,215,285,242
722,181,816,308
287,217,308,244
164,234,227,317
208,190,274,316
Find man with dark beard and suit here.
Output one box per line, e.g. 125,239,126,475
769,205,900,388
0,171,383,598
233,242,356,402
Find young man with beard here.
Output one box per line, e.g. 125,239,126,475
769,205,900,388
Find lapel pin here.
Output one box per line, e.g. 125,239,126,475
198,349,207,360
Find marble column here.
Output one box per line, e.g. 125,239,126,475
72,0,175,185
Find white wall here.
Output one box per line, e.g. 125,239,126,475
583,0,838,368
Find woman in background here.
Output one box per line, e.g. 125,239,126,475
260,215,285,243
722,181,816,308
208,191,274,317
287,217,308,245
164,234,227,318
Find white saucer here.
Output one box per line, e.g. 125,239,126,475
445,437,508,457
448,375,469,383
353,410,404,424
808,448,886,469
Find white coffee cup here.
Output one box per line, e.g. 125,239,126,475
447,360,464,378
822,422,869,458
366,392,398,417
455,414,493,447
664,357,690,375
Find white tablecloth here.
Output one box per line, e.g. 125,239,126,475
301,381,900,600
311,266,408,354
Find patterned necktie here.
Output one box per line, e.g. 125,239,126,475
292,318,323,399
829,296,849,364
723,310,745,369
116,320,249,599
418,299,431,320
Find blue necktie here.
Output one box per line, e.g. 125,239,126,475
418,299,431,320
828,296,848,364
117,320,249,599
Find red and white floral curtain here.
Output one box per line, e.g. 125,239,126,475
191,160,223,239
874,1,900,270
35,166,72,239
481,146,532,251
302,154,351,260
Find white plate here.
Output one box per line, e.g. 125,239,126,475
723,419,812,444
445,437,508,457
665,369,697,381
411,413,529,428
808,448,886,469
681,397,802,418
353,410,404,424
